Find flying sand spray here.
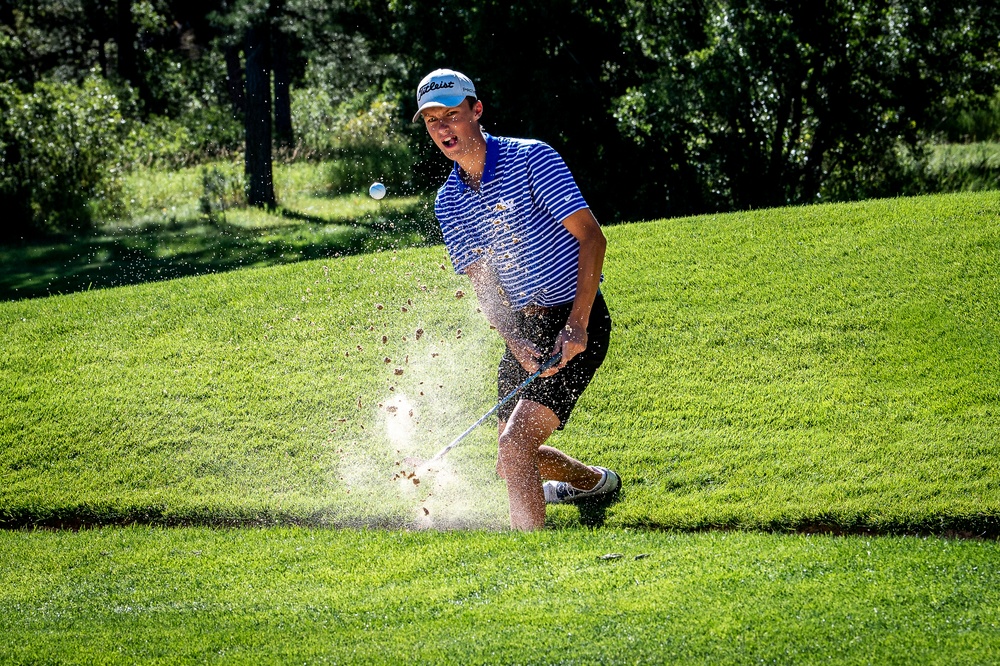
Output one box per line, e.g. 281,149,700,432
404,352,562,472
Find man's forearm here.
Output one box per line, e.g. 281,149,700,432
566,217,607,334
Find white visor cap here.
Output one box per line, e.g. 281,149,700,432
413,69,477,122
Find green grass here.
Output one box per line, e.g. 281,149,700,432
918,142,1000,193
2,189,1000,663
2,527,999,665
2,190,998,534
596,192,1000,533
0,160,440,301
930,142,1000,170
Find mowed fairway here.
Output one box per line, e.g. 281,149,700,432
2,527,999,664
2,190,999,663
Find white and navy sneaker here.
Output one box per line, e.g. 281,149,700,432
543,467,621,505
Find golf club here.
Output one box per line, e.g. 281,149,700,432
410,351,563,469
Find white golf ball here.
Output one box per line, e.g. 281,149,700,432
369,182,386,200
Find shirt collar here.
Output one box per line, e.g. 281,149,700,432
453,132,498,193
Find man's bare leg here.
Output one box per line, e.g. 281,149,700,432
497,399,603,530
537,445,603,491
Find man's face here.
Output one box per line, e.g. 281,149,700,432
421,100,484,159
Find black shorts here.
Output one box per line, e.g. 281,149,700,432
497,291,612,429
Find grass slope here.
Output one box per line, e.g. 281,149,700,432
1,191,999,534
595,192,1000,534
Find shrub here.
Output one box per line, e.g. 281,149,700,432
199,164,245,224
292,87,416,193
124,107,244,170
0,72,129,238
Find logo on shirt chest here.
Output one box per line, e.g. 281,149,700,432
489,199,518,234
492,198,515,212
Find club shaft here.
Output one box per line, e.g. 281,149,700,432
425,353,562,464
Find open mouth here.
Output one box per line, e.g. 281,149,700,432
442,136,458,149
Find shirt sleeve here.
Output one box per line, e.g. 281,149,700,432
526,143,589,224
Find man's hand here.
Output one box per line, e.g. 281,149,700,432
508,337,545,374
547,321,588,376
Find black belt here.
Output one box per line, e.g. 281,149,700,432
521,304,554,316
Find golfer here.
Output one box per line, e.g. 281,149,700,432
413,68,621,530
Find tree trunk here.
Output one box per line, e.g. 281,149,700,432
272,28,293,149
244,23,276,209
224,44,246,117
115,0,138,84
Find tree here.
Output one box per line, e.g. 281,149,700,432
613,0,1000,213
272,24,292,148
243,17,275,207
384,0,654,221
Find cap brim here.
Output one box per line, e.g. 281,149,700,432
412,96,469,123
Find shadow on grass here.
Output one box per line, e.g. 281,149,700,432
0,201,442,302
3,504,999,539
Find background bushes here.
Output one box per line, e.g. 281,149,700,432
1,0,998,238
0,72,130,239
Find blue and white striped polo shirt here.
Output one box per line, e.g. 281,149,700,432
435,133,593,311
